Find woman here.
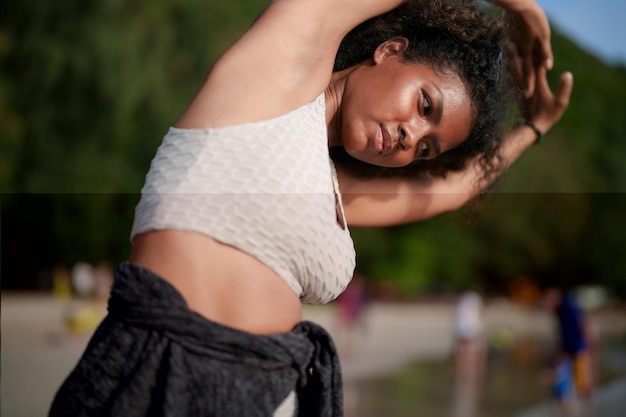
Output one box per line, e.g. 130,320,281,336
49,0,572,416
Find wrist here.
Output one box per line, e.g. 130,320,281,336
518,118,544,144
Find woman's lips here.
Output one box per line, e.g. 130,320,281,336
376,125,392,155
375,125,384,153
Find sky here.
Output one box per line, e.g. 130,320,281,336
537,0,626,65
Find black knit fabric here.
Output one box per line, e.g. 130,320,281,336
48,262,343,417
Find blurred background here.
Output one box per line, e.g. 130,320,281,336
2,0,626,416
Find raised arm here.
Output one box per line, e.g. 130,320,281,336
340,65,574,227
175,0,406,129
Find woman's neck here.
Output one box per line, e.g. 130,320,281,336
325,67,352,148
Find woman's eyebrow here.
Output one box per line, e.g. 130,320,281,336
433,86,443,125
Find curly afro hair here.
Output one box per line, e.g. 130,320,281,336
331,0,521,184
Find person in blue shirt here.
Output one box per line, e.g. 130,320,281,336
544,287,593,407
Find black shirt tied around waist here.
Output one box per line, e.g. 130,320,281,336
49,262,343,417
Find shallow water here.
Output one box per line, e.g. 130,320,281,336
347,339,626,417
350,359,546,417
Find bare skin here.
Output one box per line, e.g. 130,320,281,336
130,0,572,334
129,231,301,334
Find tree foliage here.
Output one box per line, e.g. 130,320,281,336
2,1,626,297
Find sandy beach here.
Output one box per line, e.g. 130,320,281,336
2,292,625,416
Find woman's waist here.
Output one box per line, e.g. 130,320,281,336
129,230,303,335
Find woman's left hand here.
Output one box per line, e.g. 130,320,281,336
523,66,574,136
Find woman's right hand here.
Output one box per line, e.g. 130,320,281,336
492,0,554,97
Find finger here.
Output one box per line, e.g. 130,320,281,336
531,35,554,72
537,33,553,70
555,71,574,108
523,54,536,97
533,8,554,69
534,65,550,97
541,44,554,70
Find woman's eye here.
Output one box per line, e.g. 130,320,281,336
422,91,432,116
419,141,430,158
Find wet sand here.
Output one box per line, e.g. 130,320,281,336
2,292,625,416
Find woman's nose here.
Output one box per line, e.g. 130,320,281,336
398,123,422,151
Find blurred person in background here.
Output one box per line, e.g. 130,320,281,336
549,353,576,412
70,261,95,299
335,273,370,358
49,0,572,415
543,286,594,411
51,263,72,305
451,291,486,417
454,291,486,377
63,262,108,339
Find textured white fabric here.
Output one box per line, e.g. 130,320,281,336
132,94,356,304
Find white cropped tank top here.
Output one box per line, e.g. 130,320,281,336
131,94,356,304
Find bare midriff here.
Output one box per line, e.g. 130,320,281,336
128,230,303,335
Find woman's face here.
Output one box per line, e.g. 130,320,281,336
339,40,473,168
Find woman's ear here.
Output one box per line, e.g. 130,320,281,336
373,37,409,64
